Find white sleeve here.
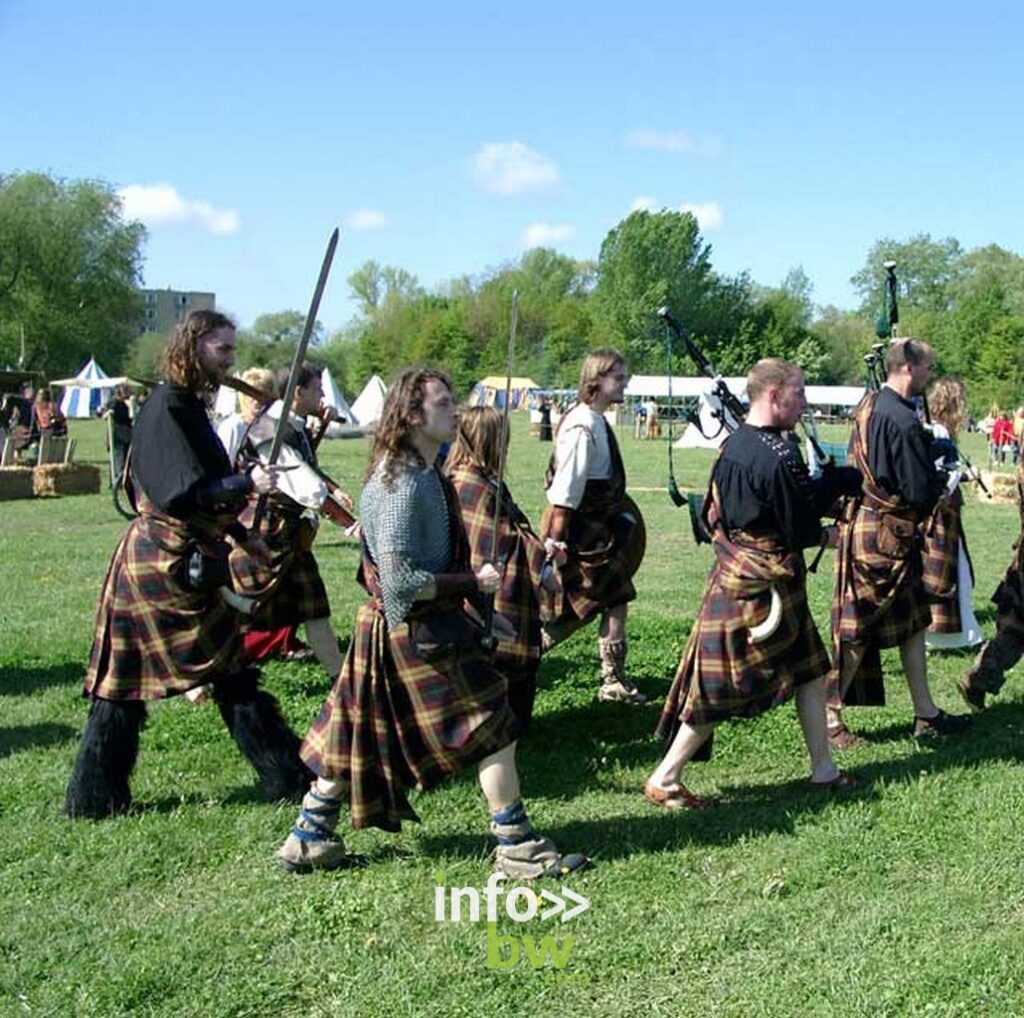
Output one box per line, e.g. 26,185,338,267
254,440,328,510
545,424,592,509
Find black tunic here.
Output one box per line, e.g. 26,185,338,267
713,424,825,551
130,385,233,517
866,387,945,512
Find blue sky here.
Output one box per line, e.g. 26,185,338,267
3,2,1022,334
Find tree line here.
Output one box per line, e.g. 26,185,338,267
5,171,1024,413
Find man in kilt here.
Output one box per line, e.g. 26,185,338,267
233,362,353,682
65,310,311,817
826,338,971,748
646,359,861,808
276,369,586,878
958,447,1024,711
445,406,557,734
540,349,647,704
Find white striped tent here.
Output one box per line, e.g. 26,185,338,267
52,358,115,418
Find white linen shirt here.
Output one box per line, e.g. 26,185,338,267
545,403,612,509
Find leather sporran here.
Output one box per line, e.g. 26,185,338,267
876,513,916,559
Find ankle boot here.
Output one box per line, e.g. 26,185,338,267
276,786,350,872
597,637,646,704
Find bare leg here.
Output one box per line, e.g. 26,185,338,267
647,720,715,791
826,642,867,733
900,629,938,718
796,679,840,783
599,604,627,641
305,617,342,679
477,742,521,812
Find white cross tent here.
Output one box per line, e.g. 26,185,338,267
51,357,121,418
321,366,353,422
669,381,867,450
350,374,387,427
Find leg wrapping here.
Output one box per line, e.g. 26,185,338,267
64,699,146,819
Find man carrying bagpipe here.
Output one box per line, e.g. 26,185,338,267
826,338,972,748
646,359,862,808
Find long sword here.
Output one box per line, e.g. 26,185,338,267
482,289,518,648
252,228,339,529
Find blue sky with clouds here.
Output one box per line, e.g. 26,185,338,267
3,2,1022,334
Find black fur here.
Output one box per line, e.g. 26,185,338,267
64,699,146,819
213,669,312,801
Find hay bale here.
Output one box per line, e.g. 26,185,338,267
32,462,102,497
981,470,1017,504
0,467,35,501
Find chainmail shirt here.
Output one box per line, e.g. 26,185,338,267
360,461,453,628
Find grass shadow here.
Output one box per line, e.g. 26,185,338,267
0,721,78,760
421,701,1024,863
0,661,82,697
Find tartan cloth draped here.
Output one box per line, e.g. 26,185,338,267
447,464,547,729
299,478,519,832
541,423,646,627
922,489,974,633
231,496,330,629
84,492,249,700
985,461,1024,646
828,393,931,708
656,509,828,738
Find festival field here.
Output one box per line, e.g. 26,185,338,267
3,415,1024,1017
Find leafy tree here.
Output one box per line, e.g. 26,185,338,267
594,210,717,371
851,234,964,329
0,172,145,377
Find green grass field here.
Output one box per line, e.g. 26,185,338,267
3,416,1024,1017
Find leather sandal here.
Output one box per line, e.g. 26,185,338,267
827,724,869,751
809,772,858,791
643,781,716,811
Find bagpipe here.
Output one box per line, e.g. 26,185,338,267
656,307,851,550
872,261,988,496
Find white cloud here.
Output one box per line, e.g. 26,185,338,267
471,142,561,196
630,196,658,212
117,184,240,234
679,202,724,230
520,222,575,249
626,130,723,158
627,129,695,153
344,208,388,230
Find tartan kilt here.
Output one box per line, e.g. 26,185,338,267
300,599,520,832
922,496,972,634
656,548,827,737
84,512,245,700
542,494,646,627
829,504,931,707
990,539,1024,644
448,466,544,730
232,500,330,628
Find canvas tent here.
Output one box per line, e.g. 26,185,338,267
51,358,130,418
468,376,540,410
350,374,387,427
321,366,353,421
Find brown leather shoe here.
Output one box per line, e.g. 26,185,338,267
827,724,870,751
643,781,716,810
957,676,987,714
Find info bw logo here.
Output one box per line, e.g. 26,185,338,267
434,873,589,972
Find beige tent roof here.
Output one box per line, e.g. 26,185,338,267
475,376,540,390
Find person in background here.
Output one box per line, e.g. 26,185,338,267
541,349,647,705
922,376,983,652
